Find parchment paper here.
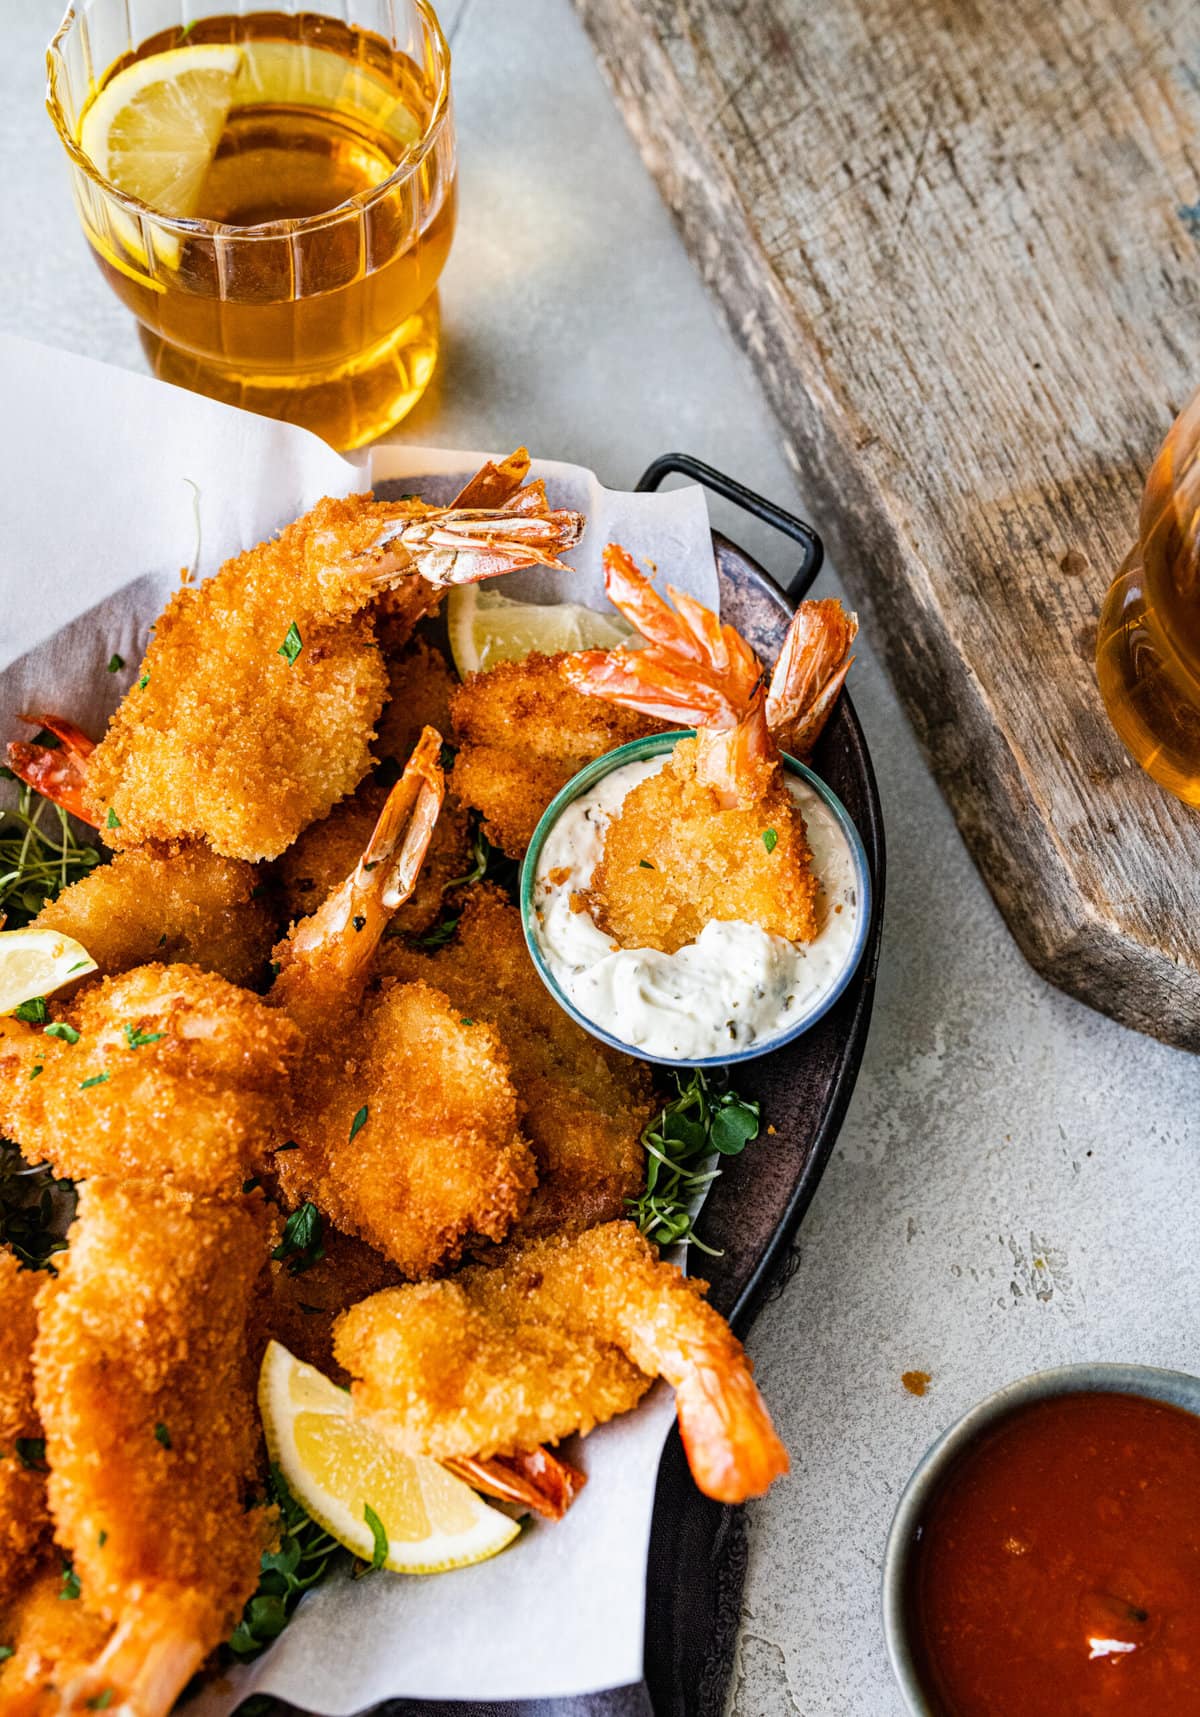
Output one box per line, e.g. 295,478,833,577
0,335,720,1706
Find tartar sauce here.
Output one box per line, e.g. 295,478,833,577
531,755,860,1061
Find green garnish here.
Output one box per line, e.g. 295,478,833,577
87,1690,113,1710
278,622,303,666
0,1143,74,1271
59,1563,81,1601
106,654,124,673
363,1503,389,1571
137,673,150,691
638,858,655,869
410,913,460,950
629,1072,761,1253
79,1073,110,1090
29,1065,42,1080
348,1105,369,1143
16,1437,46,1470
272,1202,325,1275
762,828,778,853
98,1530,107,1546
43,1021,80,1044
227,1466,341,1660
154,1422,172,1449
13,998,47,1025
0,778,103,928
460,1018,475,1026
0,1646,13,1662
123,1024,165,1050
105,808,120,830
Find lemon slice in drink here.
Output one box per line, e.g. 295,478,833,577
0,928,97,1016
447,586,636,678
259,1341,519,1574
79,45,245,221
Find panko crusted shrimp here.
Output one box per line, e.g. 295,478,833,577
335,1221,789,1505
0,1251,49,1607
7,454,584,862
270,731,536,1276
0,1557,113,1717
33,1179,273,1717
0,964,300,1193
562,546,856,954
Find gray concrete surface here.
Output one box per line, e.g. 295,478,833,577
5,3,1200,1713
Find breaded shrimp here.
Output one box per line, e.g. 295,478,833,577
0,965,300,1193
0,1251,48,1606
335,1221,789,1504
8,458,584,862
34,841,276,986
33,1179,272,1717
378,886,653,1236
563,546,856,954
450,652,665,857
0,1558,112,1717
271,732,536,1275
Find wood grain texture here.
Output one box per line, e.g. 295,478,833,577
573,0,1200,1049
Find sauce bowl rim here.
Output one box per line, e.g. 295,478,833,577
517,728,872,1068
881,1360,1200,1716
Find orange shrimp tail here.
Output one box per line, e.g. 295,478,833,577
443,1446,587,1521
449,447,531,509
674,1361,790,1504
6,714,98,825
60,1602,207,1717
765,598,858,756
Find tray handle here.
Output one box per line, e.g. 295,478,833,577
635,452,824,599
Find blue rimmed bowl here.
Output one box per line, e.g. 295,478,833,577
518,728,872,1068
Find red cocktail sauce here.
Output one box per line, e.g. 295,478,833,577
907,1391,1200,1715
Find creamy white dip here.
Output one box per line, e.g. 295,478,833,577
531,754,861,1061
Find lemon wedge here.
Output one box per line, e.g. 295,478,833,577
447,585,636,679
0,928,97,1016
79,44,245,221
259,1341,520,1575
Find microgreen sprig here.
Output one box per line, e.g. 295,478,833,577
630,1072,760,1253
0,776,103,928
227,1466,342,1660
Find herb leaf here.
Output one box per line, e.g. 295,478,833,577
363,1503,389,1571
272,1203,325,1276
12,998,48,1025
15,1437,46,1470
227,1466,342,1660
44,1021,80,1044
629,1072,761,1252
59,1563,81,1601
762,828,778,854
278,622,303,667
154,1422,172,1449
106,654,124,674
348,1105,368,1144
123,1024,165,1050
0,1141,74,1271
79,1073,110,1091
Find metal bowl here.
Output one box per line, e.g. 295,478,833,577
519,729,871,1069
882,1362,1200,1715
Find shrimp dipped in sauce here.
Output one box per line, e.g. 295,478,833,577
269,729,537,1277
561,545,856,956
335,1220,788,1505
7,453,584,862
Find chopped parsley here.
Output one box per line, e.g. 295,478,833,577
13,998,47,1025
630,1071,761,1252
15,1437,46,1470
59,1563,81,1602
106,653,124,673
638,858,655,869
460,1017,475,1026
272,1202,325,1275
79,1073,110,1090
137,672,150,691
0,1142,74,1271
86,1690,113,1710
348,1105,369,1143
43,1021,80,1044
105,808,120,830
28,1065,42,1080
762,828,778,853
123,1024,165,1050
277,622,303,666
154,1422,172,1449
0,1646,12,1663
363,1503,389,1571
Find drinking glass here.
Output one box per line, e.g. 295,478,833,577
47,0,456,450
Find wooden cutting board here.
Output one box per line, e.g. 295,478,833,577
573,0,1200,1051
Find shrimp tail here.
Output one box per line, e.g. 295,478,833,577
674,1360,790,1504
448,447,532,509
443,1446,587,1521
765,599,858,757
59,1604,206,1717
6,714,99,826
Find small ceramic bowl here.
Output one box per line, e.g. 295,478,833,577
882,1362,1200,1715
518,730,871,1068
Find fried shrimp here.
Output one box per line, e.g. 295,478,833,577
379,886,653,1235
450,652,665,857
563,545,856,954
0,965,300,1193
34,841,276,986
271,732,536,1275
335,1221,789,1504
0,1558,113,1717
0,1251,48,1606
8,459,584,862
33,1180,272,1717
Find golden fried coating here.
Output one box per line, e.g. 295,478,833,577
0,965,300,1193
0,1557,112,1717
379,887,653,1236
276,979,536,1277
0,1253,48,1606
34,842,276,986
264,1221,403,1382
376,637,458,762
33,1181,272,1710
83,495,405,861
450,653,665,857
336,1221,788,1503
590,738,819,953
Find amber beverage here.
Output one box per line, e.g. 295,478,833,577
48,5,456,449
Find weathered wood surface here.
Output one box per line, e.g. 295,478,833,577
573,0,1200,1049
